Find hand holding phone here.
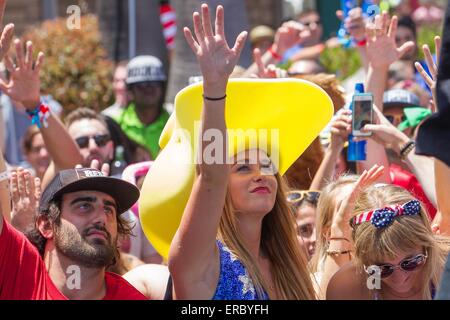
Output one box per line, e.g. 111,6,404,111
352,93,373,137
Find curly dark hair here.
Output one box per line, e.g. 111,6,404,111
26,198,133,257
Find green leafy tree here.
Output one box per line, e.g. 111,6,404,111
24,15,114,116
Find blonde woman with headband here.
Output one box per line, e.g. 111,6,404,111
327,184,450,300
168,4,316,300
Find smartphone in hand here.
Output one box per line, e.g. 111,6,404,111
352,93,373,137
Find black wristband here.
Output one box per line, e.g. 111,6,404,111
400,140,415,160
202,94,226,101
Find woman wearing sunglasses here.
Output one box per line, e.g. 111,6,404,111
326,184,450,300
287,190,320,260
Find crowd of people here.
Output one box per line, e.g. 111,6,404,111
0,0,450,300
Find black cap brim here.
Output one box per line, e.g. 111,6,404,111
51,177,140,215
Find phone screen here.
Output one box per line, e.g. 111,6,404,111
353,98,372,133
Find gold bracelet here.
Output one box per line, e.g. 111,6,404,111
329,237,350,242
326,249,352,256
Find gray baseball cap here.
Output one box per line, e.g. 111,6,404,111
39,168,140,214
126,55,167,85
383,89,421,109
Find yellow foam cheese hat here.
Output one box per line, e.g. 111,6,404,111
139,78,333,259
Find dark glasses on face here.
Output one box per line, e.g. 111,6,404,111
365,251,428,278
385,114,406,125
302,20,321,28
286,190,321,206
75,134,110,148
132,82,162,90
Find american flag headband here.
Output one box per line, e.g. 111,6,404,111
350,199,421,229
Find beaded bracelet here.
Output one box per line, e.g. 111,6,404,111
268,46,281,61
26,103,51,128
400,140,415,160
0,171,8,183
354,37,367,47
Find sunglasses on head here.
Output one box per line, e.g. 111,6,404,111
365,251,428,278
75,134,111,148
286,190,321,206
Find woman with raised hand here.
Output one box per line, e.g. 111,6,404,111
311,165,384,298
168,4,315,300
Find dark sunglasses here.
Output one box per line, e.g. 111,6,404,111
75,134,111,148
302,20,321,28
365,251,428,278
385,114,406,124
286,190,321,206
131,82,162,89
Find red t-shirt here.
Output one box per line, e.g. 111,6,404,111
390,164,437,220
0,218,147,300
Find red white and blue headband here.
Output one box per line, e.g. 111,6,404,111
351,199,421,229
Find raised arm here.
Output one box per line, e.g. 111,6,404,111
0,40,83,188
336,7,370,72
168,4,247,299
415,36,441,110
310,109,352,190
0,0,14,232
0,148,9,232
242,21,309,77
358,13,414,182
362,106,437,206
319,165,384,299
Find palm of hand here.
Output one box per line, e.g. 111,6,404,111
185,5,247,84
366,36,399,67
277,30,298,54
333,165,385,231
197,36,237,82
13,195,36,217
4,68,40,103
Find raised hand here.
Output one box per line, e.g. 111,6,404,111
329,109,352,153
0,39,44,108
0,0,14,62
365,12,415,68
272,20,311,57
331,164,385,238
10,168,41,232
184,4,247,89
360,105,410,154
75,159,110,176
415,36,440,108
252,48,287,79
336,7,366,42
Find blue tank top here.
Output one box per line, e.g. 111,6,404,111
212,240,269,300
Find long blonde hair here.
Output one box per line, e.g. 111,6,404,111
217,173,317,300
351,184,450,300
310,175,359,273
